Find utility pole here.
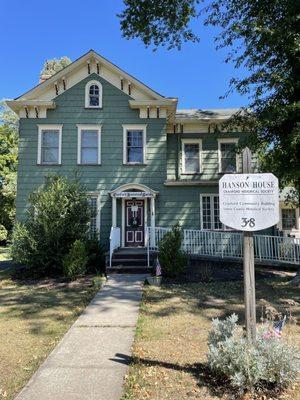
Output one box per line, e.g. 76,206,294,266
242,147,256,342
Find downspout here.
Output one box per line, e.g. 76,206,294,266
176,125,180,180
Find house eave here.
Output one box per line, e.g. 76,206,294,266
129,99,177,108
5,100,56,113
164,180,218,187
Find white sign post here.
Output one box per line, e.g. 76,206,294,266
219,148,279,342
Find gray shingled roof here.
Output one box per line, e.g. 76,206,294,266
175,108,240,120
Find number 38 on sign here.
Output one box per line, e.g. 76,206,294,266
219,173,279,232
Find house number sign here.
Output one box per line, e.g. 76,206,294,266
219,173,279,231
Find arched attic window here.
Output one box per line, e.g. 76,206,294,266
85,80,102,108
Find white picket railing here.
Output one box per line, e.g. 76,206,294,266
147,227,300,266
183,229,244,259
109,227,121,267
254,234,300,264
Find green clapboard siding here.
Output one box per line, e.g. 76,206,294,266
16,73,254,247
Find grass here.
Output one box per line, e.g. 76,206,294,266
0,262,102,400
122,275,300,400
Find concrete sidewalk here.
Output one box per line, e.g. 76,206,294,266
16,274,146,400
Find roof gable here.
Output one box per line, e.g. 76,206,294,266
15,49,167,103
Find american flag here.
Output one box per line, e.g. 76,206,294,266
273,315,286,337
156,257,162,276
263,315,286,339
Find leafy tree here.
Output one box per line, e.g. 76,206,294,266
40,56,71,78
119,0,300,199
0,124,18,232
0,55,72,233
11,175,91,276
0,101,19,131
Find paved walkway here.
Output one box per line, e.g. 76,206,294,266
16,274,146,400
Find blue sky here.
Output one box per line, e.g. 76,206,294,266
1,0,248,109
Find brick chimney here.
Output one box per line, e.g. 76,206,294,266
39,73,51,84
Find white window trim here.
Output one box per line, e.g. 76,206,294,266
277,204,300,232
85,80,102,108
217,138,239,173
87,191,101,238
37,124,63,165
200,193,232,231
77,124,102,165
122,124,147,165
181,138,202,174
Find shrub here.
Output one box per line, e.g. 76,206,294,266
85,235,106,274
92,275,106,290
207,314,300,392
11,175,91,275
158,224,188,278
10,222,37,266
0,224,8,243
63,240,88,280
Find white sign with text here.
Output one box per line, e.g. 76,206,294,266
219,173,279,231
113,191,154,198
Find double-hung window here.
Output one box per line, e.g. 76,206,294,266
37,125,62,165
77,125,101,165
282,208,297,230
123,124,146,164
218,139,238,173
200,194,229,230
182,139,202,174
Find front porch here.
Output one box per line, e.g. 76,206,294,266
110,183,158,249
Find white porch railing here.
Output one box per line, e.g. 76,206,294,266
109,227,121,267
254,234,300,264
183,229,244,259
147,227,300,266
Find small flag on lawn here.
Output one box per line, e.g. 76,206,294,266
263,315,286,339
156,257,162,276
273,315,286,337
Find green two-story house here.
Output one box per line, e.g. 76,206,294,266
7,50,300,251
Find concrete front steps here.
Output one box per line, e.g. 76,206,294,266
107,248,154,274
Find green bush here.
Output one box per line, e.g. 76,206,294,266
207,314,300,392
85,235,106,274
0,224,8,243
158,224,188,278
92,275,106,290
63,240,88,280
11,175,91,276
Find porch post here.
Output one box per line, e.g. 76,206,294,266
150,197,156,247
150,197,155,228
112,196,117,227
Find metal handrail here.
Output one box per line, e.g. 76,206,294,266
109,227,121,267
147,227,300,265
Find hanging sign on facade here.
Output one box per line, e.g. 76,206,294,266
219,173,279,231
113,191,155,198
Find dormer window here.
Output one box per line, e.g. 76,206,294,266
85,80,102,108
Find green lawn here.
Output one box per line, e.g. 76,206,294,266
122,275,300,400
0,264,102,399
